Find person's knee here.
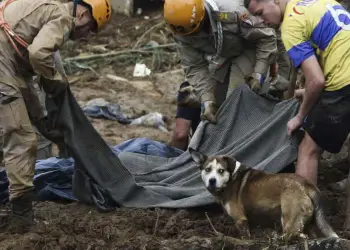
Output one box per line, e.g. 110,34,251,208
299,133,322,157
169,118,191,149
5,129,37,169
174,122,190,141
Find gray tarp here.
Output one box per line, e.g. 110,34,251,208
47,83,301,210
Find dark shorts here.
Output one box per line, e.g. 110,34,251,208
303,85,350,153
176,81,201,133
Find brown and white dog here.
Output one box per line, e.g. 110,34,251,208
189,148,339,241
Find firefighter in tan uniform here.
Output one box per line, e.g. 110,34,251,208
268,28,292,96
0,0,111,232
164,0,278,124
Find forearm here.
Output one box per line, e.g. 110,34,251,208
175,38,217,102
238,13,277,76
27,7,73,80
184,66,216,102
297,80,324,118
243,29,277,75
296,55,325,118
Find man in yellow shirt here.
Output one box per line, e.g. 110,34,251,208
243,0,350,188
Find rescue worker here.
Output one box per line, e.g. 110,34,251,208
169,40,291,150
163,0,278,124
0,0,111,233
244,0,350,228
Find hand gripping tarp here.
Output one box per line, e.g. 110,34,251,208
45,84,300,210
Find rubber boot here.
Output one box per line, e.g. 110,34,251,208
7,191,34,234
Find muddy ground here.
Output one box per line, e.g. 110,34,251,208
1,6,350,250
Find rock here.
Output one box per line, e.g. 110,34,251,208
329,178,347,192
106,74,129,83
90,45,109,54
321,135,350,166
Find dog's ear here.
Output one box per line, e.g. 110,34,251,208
189,148,207,165
222,156,237,173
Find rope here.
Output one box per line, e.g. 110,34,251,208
0,0,29,58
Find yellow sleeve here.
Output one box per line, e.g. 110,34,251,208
281,9,315,68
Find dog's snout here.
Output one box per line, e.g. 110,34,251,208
209,178,216,187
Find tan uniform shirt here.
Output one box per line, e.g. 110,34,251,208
0,0,74,89
174,0,277,102
0,0,74,120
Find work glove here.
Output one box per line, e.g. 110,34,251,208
177,82,201,108
201,100,218,124
245,72,265,94
268,63,291,97
32,117,64,144
39,77,69,98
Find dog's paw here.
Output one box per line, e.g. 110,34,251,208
236,220,251,239
280,233,292,243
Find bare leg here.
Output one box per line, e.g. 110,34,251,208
168,118,191,150
295,132,323,186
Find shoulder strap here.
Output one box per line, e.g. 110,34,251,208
0,0,29,58
205,0,223,56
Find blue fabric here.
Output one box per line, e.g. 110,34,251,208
83,103,132,124
0,138,183,204
311,8,344,51
287,40,315,68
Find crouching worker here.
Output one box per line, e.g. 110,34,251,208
164,0,277,124
0,0,111,233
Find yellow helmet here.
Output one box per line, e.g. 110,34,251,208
164,0,205,35
75,0,112,31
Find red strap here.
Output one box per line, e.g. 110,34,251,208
269,63,278,78
0,0,29,58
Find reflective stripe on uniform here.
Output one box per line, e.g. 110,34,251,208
211,11,239,23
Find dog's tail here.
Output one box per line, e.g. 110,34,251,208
308,187,339,239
